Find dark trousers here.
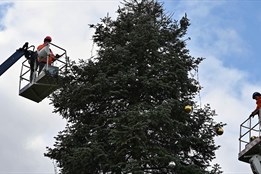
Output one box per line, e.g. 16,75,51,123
38,62,46,74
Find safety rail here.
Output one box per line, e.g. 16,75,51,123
18,43,69,102
19,43,68,90
19,60,31,83
48,42,69,72
239,115,261,153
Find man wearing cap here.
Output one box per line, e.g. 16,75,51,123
37,36,59,74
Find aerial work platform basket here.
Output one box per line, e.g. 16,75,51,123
239,115,261,163
19,43,68,103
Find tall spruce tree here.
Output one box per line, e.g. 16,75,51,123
45,0,224,173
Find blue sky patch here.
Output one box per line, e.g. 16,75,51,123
0,2,13,31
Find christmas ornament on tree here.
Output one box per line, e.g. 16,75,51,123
184,105,192,113
215,127,224,135
250,136,257,141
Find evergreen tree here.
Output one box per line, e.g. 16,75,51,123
45,0,224,173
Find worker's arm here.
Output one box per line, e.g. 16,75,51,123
250,109,259,117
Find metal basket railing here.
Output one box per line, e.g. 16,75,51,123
239,115,261,153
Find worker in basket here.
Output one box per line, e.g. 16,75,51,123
24,49,38,82
37,36,60,74
249,92,261,125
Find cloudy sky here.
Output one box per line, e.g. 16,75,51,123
0,0,259,173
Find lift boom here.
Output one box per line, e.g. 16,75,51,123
0,42,29,76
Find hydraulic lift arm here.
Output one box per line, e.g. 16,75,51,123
0,42,29,76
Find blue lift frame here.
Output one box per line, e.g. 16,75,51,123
0,42,29,76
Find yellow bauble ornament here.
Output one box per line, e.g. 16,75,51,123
184,105,192,113
216,127,224,135
250,136,257,141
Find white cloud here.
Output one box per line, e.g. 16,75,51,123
25,135,45,151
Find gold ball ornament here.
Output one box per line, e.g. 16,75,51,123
250,136,257,141
216,127,224,135
184,105,192,113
